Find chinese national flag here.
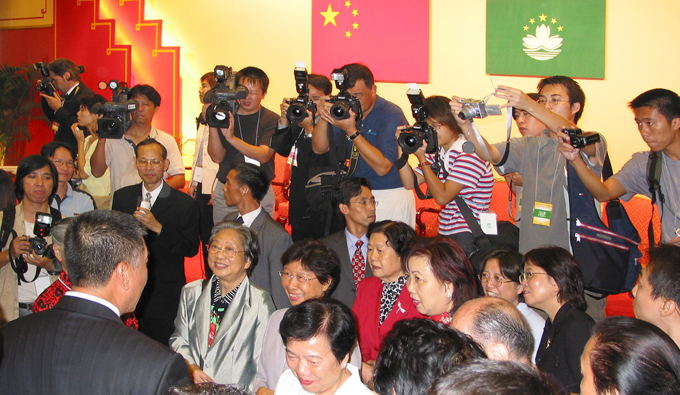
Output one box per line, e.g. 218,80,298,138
486,0,605,79
311,0,430,83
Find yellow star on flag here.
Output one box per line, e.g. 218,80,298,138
539,13,547,21
345,0,351,7
320,4,340,27
558,26,563,31
523,25,528,31
352,9,358,16
551,18,557,24
345,31,352,38
353,22,359,29
529,18,535,24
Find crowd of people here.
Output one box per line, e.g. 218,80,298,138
0,57,679,395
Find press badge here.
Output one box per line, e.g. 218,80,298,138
287,145,299,167
244,156,261,166
193,165,204,183
533,202,552,226
480,211,498,235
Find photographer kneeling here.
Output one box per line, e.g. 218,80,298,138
397,96,493,256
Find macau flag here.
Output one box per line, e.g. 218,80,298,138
311,0,429,83
486,0,605,79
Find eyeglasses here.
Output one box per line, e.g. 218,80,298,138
478,273,515,286
537,97,570,107
278,270,317,283
136,159,163,168
208,244,244,258
350,198,378,207
520,272,551,282
52,159,74,168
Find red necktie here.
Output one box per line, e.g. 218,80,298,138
352,240,366,286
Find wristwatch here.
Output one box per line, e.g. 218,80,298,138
349,130,362,141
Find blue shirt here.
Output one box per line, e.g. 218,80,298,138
51,183,96,217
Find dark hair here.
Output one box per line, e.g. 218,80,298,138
425,95,463,139
537,76,586,123
646,243,680,307
279,299,356,363
523,246,587,311
235,66,269,94
629,88,680,124
228,162,270,202
48,58,81,81
200,72,217,89
513,93,540,119
429,359,560,395
332,177,371,208
65,210,147,288
340,63,374,89
368,220,416,256
402,236,478,314
129,84,161,107
308,73,332,96
41,141,76,162
78,94,108,112
373,319,486,395
14,155,59,202
135,138,167,160
482,249,524,284
209,221,259,275
0,169,16,209
165,383,249,395
588,316,680,395
280,239,341,296
460,297,534,362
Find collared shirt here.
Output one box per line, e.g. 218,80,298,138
64,82,80,97
240,206,262,228
65,291,121,317
344,228,368,260
141,182,164,208
50,182,96,217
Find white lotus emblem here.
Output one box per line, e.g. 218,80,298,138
523,24,562,61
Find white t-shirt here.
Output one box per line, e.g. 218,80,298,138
274,363,372,395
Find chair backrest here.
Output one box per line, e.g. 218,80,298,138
271,154,291,209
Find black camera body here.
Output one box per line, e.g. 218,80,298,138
286,66,316,124
458,98,502,120
203,65,249,128
398,87,438,155
565,128,600,149
326,68,363,122
92,80,137,139
33,62,56,96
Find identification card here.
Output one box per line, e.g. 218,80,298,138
34,276,52,296
193,165,204,183
287,145,299,167
244,156,261,166
533,202,553,226
479,211,498,235
51,122,59,132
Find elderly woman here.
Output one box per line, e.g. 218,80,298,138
480,249,544,362
275,299,372,395
580,316,680,395
170,221,275,387
352,221,424,382
254,239,362,395
402,236,478,324
521,247,595,394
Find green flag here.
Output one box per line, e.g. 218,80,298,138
486,0,605,78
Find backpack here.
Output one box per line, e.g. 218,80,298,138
567,156,642,296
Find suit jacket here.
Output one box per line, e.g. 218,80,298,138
112,182,200,320
0,295,190,395
225,209,292,309
321,230,373,308
352,276,425,362
41,82,95,150
169,276,275,389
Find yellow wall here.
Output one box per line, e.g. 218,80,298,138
146,0,680,171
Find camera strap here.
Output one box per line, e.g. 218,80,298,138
468,106,513,167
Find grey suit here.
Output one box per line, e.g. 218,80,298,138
225,209,293,309
169,276,275,389
321,230,373,308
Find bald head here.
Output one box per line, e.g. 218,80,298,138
451,297,533,364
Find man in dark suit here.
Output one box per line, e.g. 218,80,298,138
40,58,94,150
112,139,200,345
321,177,376,307
0,210,191,394
222,161,292,308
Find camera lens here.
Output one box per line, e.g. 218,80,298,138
287,103,307,123
331,102,350,120
458,107,476,120
102,120,119,135
403,135,418,147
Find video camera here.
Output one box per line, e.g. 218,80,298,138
326,68,362,122
457,98,502,120
564,128,600,149
92,80,137,139
398,85,438,155
285,63,316,124
202,65,249,128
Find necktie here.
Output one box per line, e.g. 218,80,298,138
237,216,244,224
145,192,152,207
351,240,366,286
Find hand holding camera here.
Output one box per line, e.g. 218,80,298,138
203,65,248,129
285,63,317,126
321,68,363,134
398,85,438,156
92,80,138,139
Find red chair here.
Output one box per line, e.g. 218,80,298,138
270,153,291,227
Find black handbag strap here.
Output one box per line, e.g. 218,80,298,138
646,151,663,249
454,196,491,248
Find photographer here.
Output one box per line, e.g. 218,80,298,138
397,96,493,256
271,73,341,240
0,155,61,324
40,58,95,151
